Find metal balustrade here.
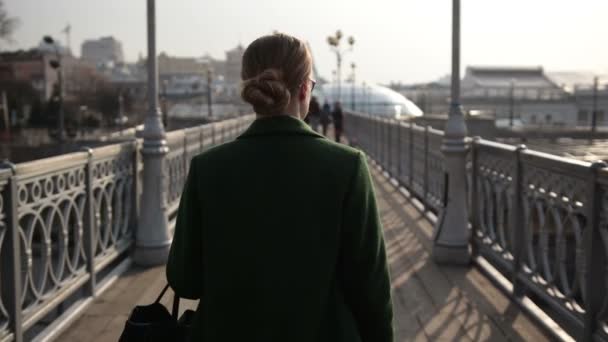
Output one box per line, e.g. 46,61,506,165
0,114,254,342
346,113,446,213
345,111,608,341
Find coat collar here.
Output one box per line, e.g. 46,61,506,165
237,115,324,140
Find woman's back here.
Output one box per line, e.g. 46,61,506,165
166,33,393,342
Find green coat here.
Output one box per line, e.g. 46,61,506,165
166,115,393,342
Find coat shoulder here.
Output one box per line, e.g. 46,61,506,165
315,138,364,160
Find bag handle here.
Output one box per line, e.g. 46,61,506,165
155,284,170,303
155,284,181,320
172,294,180,320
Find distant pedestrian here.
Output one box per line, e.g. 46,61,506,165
320,100,331,136
307,96,321,131
332,101,344,143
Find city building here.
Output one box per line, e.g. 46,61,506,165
394,66,608,128
572,83,608,127
548,72,608,126
223,44,245,98
99,61,147,100
0,48,97,102
81,36,125,66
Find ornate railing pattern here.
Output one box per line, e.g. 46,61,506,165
345,111,608,341
0,115,254,341
14,152,91,333
0,168,11,341
599,170,608,338
471,141,608,341
90,143,137,269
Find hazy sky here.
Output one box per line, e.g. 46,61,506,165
5,0,608,84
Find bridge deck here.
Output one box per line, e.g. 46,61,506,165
57,164,549,342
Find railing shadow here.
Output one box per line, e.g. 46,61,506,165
374,168,548,341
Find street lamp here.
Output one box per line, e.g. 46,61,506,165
43,35,65,142
115,93,128,135
135,0,171,266
206,67,213,118
161,79,169,129
327,30,355,104
351,62,356,111
362,81,370,114
433,0,470,265
509,79,515,127
79,105,87,138
591,76,599,135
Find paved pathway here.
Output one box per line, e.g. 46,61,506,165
58,163,549,341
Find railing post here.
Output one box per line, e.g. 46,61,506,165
371,116,375,159
409,122,414,190
375,116,379,161
470,137,480,256
424,126,430,211
199,127,204,153
211,125,216,147
511,144,527,297
397,121,402,184
378,118,384,168
385,120,390,169
0,161,23,342
131,141,140,240
387,119,392,174
183,133,188,175
378,119,381,164
581,161,607,341
383,119,388,168
81,148,97,297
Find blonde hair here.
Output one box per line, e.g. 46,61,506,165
240,33,312,115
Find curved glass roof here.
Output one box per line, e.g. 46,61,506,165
315,82,423,119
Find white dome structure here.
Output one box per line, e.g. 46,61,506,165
315,83,423,119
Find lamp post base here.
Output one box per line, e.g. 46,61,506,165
133,242,171,267
432,243,470,266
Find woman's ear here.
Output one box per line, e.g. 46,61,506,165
298,83,308,102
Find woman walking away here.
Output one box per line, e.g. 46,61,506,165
166,32,393,342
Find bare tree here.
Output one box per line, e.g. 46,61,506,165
0,0,19,46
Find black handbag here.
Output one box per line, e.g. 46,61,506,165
119,284,196,341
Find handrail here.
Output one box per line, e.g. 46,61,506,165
344,111,608,341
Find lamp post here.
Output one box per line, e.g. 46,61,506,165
433,0,470,265
362,82,369,114
509,79,515,127
161,79,169,129
116,93,128,135
43,36,65,142
351,62,356,111
134,0,171,266
79,105,87,138
591,76,599,136
327,30,355,104
206,68,213,118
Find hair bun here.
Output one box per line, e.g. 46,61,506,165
241,69,291,115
